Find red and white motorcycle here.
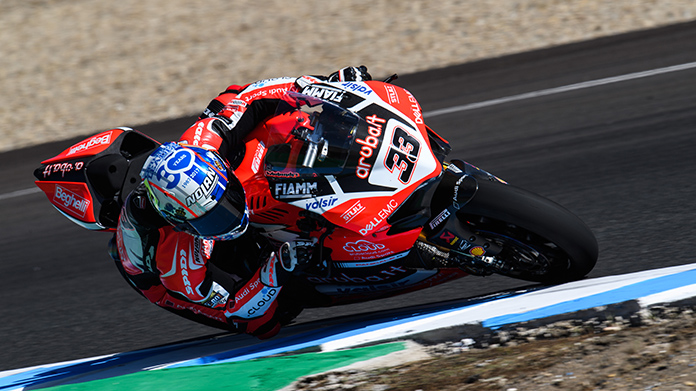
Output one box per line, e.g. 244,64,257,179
34,78,598,321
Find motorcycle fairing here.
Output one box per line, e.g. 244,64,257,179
300,267,469,306
231,83,456,303
237,88,441,237
34,128,160,231
34,181,99,229
324,223,422,261
313,268,437,295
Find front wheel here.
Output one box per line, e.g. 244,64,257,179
455,178,598,284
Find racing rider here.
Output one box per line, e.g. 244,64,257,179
111,66,372,339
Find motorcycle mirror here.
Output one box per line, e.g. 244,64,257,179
383,74,399,83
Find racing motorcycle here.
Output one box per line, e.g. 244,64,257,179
33,77,598,322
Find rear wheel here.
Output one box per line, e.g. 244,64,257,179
456,178,598,283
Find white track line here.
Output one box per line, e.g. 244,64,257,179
423,61,696,117
0,186,41,200
3,61,696,201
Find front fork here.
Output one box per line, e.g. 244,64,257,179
420,160,506,275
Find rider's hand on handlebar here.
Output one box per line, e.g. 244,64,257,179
328,66,372,82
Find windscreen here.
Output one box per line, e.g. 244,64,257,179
264,91,360,177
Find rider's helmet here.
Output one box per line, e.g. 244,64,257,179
139,142,248,240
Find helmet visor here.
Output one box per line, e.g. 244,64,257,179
180,173,248,240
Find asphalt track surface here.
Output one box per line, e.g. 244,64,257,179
2,21,696,371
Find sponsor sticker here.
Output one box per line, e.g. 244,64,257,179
429,208,451,230
359,199,399,235
53,185,90,218
342,82,373,95
343,239,386,253
302,85,345,103
308,265,409,284
273,182,318,199
406,91,424,124
250,142,266,174
41,161,84,178
185,169,218,206
305,196,339,211
314,269,438,295
67,131,112,156
355,114,386,179
384,85,399,104
341,200,365,223
341,239,393,260
469,246,486,257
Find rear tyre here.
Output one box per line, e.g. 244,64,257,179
456,178,598,283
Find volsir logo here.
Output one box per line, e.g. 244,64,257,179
305,197,338,210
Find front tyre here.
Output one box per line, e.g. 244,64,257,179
456,178,598,284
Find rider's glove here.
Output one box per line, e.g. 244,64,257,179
279,238,317,272
328,66,372,82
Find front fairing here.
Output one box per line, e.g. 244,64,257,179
229,85,459,306
259,90,442,235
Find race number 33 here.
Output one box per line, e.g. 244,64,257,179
385,127,420,183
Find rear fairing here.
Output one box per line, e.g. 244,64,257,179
34,128,159,231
